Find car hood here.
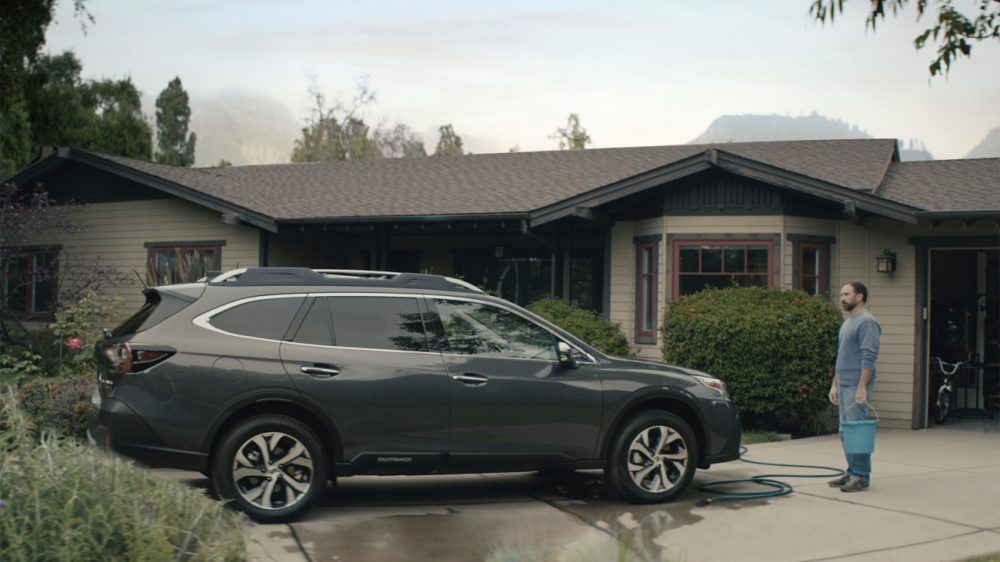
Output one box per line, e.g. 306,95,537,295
603,356,715,379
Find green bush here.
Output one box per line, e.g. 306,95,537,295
661,287,841,433
16,375,95,440
527,298,631,356
0,391,248,561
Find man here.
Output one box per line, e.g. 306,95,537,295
828,281,881,492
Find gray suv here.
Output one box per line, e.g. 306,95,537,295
89,268,740,522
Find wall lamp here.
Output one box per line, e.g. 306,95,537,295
875,249,897,273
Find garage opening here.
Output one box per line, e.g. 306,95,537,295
927,248,1000,424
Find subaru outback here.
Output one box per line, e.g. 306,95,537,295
89,268,740,522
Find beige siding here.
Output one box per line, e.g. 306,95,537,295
609,220,636,344
835,219,919,427
31,199,259,322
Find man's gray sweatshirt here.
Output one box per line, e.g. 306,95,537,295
835,310,881,387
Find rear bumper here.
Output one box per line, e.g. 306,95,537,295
88,393,208,473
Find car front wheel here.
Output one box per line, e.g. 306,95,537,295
212,415,327,523
607,410,698,503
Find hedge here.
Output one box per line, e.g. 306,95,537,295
661,287,841,433
527,298,632,356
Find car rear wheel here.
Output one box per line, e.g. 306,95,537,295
606,410,698,503
212,415,327,523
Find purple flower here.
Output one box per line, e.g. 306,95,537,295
142,500,155,519
0,499,6,509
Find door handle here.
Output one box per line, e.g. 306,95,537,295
300,365,340,378
452,373,488,386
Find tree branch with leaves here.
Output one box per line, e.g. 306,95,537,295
810,0,1000,76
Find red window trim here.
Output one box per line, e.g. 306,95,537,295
146,244,222,286
2,246,59,319
798,242,828,296
672,239,775,300
634,240,659,344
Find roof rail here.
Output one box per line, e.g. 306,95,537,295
207,267,484,293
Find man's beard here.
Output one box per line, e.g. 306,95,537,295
842,301,857,312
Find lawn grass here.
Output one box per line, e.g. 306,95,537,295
741,429,786,445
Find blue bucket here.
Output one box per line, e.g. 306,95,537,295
842,403,879,454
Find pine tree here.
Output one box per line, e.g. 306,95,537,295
155,77,196,166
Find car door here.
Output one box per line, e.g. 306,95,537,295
428,297,603,462
279,294,450,468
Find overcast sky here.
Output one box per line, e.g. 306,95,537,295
44,0,1000,159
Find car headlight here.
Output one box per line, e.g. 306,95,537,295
697,376,729,400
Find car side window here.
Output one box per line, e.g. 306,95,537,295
434,299,557,361
329,296,428,352
292,298,333,346
209,297,304,341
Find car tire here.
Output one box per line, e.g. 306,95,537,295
212,415,327,523
606,410,698,503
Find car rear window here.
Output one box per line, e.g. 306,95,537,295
209,297,305,341
112,290,194,337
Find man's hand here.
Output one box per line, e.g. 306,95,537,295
829,385,839,405
855,386,868,405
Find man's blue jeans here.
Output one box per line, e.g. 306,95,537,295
838,382,875,481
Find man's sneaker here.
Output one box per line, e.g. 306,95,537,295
827,473,850,487
840,476,870,492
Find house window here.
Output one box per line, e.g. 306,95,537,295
454,252,552,306
799,243,826,296
634,235,660,344
789,235,833,297
3,248,58,317
674,240,773,298
146,241,223,286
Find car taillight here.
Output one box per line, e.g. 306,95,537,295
102,343,175,373
104,342,133,371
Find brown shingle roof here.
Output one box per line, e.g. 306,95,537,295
877,159,1000,213
94,139,900,221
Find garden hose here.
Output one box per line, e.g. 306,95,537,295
695,446,845,506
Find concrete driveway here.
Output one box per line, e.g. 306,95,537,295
159,418,1000,562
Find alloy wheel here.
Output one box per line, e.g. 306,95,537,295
626,425,688,494
232,431,314,510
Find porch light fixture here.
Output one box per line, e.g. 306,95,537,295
875,249,897,273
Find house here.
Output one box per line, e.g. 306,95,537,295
4,139,999,429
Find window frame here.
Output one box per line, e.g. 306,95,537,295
788,234,834,297
672,238,776,300
634,235,661,345
2,245,60,319
145,240,224,286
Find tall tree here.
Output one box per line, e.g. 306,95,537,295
0,0,92,176
810,0,1000,76
550,113,591,150
434,124,464,156
291,84,381,162
20,52,152,161
374,123,427,158
155,77,196,167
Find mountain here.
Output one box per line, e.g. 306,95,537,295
688,112,934,161
965,126,1000,159
189,96,301,166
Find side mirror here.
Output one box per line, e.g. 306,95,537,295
557,341,578,369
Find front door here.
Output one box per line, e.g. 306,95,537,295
428,298,603,462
